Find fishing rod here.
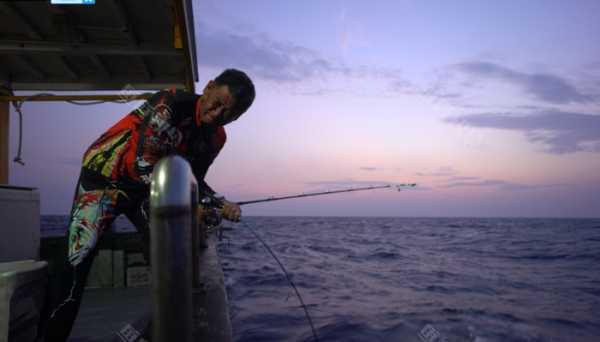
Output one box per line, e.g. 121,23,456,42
236,183,417,206
198,183,416,227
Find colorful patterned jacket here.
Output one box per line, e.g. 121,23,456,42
81,88,226,195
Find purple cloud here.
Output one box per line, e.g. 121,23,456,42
455,62,594,104
415,166,457,177
196,24,411,88
445,110,600,154
445,176,479,182
441,179,568,191
196,25,335,82
359,166,382,172
389,75,463,101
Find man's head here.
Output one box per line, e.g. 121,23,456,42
198,69,255,127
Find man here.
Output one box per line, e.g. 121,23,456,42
38,69,255,341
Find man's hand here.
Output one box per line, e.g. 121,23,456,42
221,200,241,222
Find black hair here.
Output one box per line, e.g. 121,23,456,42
214,69,255,116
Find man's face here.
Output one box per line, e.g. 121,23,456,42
199,82,240,127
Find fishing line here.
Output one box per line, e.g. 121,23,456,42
205,182,417,340
240,220,319,342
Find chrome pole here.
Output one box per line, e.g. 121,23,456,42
149,155,197,342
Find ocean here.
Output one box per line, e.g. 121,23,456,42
42,216,600,341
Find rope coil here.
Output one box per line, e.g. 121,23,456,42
6,92,146,166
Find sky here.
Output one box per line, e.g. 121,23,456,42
9,0,600,217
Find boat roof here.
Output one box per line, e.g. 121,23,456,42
0,0,198,92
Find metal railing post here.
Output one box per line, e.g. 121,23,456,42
149,155,197,342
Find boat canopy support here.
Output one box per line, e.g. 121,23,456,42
0,100,8,184
0,94,152,102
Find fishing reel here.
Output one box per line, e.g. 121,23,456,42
199,193,225,229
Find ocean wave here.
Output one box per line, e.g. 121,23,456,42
43,216,600,341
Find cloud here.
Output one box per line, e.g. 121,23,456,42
389,76,463,101
454,62,594,104
196,24,411,89
445,176,480,182
415,166,458,177
441,179,568,191
359,166,382,171
422,87,462,100
587,61,600,71
445,110,600,154
196,25,335,82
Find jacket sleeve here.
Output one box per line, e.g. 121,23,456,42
154,88,200,125
191,126,227,196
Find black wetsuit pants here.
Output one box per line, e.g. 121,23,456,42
36,173,149,342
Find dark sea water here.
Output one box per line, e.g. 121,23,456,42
42,216,600,342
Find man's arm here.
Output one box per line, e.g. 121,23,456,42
190,127,241,221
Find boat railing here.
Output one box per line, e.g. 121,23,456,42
149,155,201,342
